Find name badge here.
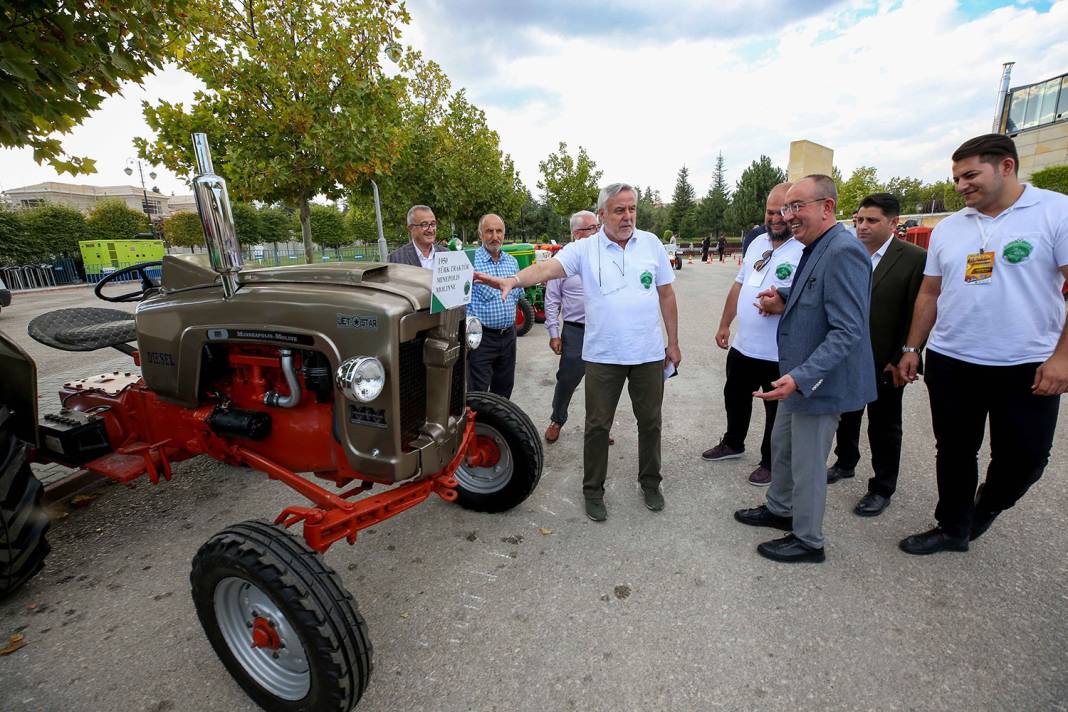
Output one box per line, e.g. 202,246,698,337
964,251,994,285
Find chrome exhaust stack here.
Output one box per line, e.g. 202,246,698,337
191,133,243,299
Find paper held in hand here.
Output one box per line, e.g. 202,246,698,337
430,250,474,314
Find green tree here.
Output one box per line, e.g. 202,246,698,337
19,203,86,256
259,206,295,245
837,166,883,217
345,202,378,244
161,211,204,251
696,152,730,237
137,0,411,263
917,180,964,213
537,142,603,220
306,204,347,249
0,1,191,175
231,202,263,246
668,165,698,239
1031,165,1068,195
0,210,40,266
86,199,150,242
727,156,786,233
884,176,925,214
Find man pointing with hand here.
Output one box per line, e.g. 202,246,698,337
475,183,680,522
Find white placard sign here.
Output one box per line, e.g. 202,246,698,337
430,251,474,314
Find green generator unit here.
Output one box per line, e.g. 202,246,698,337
79,239,165,284
455,241,540,337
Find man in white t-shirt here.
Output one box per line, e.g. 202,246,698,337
897,133,1068,555
474,183,681,522
704,183,803,486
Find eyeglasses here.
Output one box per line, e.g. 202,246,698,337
754,249,774,271
575,225,599,233
778,199,825,217
409,221,437,231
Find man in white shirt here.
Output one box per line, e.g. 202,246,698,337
898,133,1068,555
474,183,681,522
387,205,441,268
704,183,803,487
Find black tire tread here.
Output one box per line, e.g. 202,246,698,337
459,392,543,512
0,405,51,598
190,520,372,712
515,297,535,337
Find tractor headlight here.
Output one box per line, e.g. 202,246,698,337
336,357,386,402
465,316,483,349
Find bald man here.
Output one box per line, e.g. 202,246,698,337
704,183,803,487
467,213,522,397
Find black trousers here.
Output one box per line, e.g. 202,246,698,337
832,369,905,497
467,327,517,398
925,349,1060,538
550,322,586,425
722,347,780,468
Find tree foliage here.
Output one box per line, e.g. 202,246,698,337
161,211,204,251
837,166,882,216
697,152,730,238
231,202,263,246
1,1,191,175
306,204,347,249
668,165,698,239
18,203,86,256
728,156,786,232
259,206,294,244
537,142,603,220
0,210,37,266
137,0,411,262
86,199,150,242
1031,165,1068,195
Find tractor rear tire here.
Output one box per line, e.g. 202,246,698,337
0,405,50,599
515,297,535,337
456,392,543,513
191,520,373,712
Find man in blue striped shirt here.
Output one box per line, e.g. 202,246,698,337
467,213,522,397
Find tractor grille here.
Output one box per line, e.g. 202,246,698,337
450,319,466,417
398,334,427,449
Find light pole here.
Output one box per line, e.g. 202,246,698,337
124,158,157,218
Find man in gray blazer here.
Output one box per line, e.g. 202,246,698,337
388,204,442,268
734,175,877,563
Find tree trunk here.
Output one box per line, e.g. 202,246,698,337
300,199,314,263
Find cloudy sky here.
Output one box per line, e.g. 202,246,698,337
2,0,1066,202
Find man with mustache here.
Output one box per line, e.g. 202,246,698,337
388,204,442,268
467,213,521,398
475,183,681,521
734,175,876,563
704,183,803,487
897,133,1068,554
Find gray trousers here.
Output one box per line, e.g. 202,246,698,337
550,322,586,425
765,409,839,549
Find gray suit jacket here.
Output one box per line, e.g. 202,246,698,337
776,223,877,415
387,241,441,267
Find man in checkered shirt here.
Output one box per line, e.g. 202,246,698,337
467,213,522,397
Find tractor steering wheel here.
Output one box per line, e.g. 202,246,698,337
94,261,164,303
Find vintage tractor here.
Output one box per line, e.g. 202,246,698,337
0,135,543,712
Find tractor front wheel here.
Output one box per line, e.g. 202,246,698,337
515,296,535,337
455,392,543,512
191,520,372,712
1,405,50,599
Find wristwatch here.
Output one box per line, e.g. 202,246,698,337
901,346,921,354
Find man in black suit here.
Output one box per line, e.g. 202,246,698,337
388,204,442,268
826,193,926,517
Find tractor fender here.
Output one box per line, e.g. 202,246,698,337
0,329,38,447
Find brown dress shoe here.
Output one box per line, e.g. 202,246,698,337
545,421,562,443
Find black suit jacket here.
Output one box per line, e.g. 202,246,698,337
869,237,927,371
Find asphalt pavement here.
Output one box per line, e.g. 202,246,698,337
1,263,1066,712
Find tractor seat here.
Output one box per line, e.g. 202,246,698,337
28,308,137,352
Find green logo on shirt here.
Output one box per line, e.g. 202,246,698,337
640,270,653,289
775,263,794,280
1002,239,1033,264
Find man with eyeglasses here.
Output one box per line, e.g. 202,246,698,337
474,183,680,522
704,183,803,487
467,213,522,398
734,175,876,563
543,210,608,445
388,204,442,269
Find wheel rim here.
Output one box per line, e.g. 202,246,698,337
515,305,525,329
213,576,311,701
456,423,514,494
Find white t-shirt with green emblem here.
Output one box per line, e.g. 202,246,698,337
733,234,804,362
924,184,1068,366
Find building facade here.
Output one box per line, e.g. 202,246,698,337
1,182,197,218
999,71,1068,181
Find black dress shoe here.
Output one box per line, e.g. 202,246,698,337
969,509,1001,541
854,492,891,517
734,505,792,531
899,527,969,555
757,534,825,563
827,465,855,484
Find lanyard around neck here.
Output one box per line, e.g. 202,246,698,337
973,212,1008,254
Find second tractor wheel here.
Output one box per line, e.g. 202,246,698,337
515,297,535,337
191,520,373,712
456,391,543,512
1,405,51,599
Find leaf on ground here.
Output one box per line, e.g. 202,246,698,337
70,494,98,508
539,527,553,536
0,633,27,655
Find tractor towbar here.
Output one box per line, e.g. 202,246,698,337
191,132,243,299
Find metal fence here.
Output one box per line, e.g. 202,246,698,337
83,260,162,285
2,257,82,290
